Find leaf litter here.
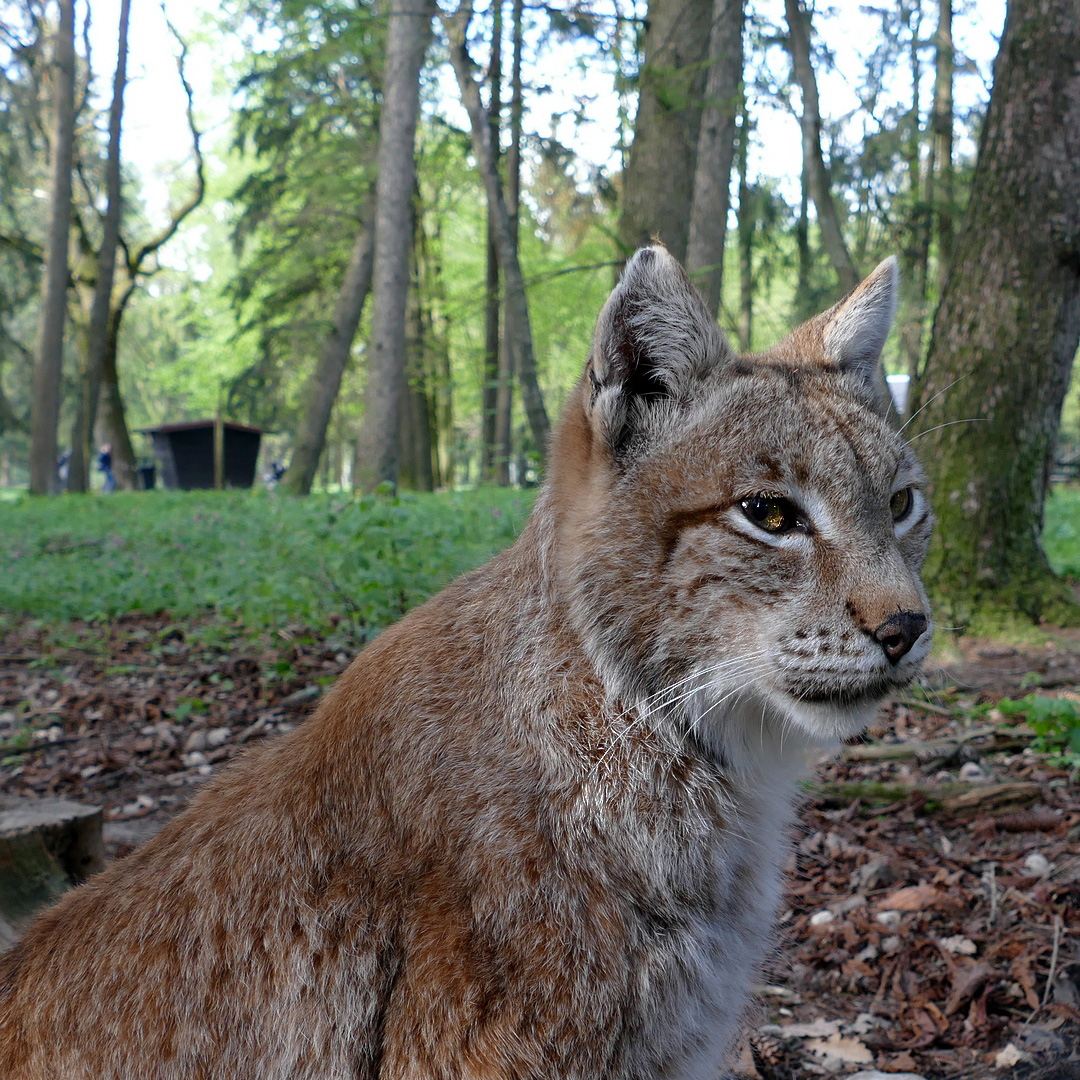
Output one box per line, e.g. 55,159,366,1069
2,618,1079,1078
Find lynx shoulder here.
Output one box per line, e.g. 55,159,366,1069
0,247,932,1080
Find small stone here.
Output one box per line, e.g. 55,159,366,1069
182,750,208,768
875,910,901,930
851,854,896,891
183,730,208,752
881,935,901,955
205,727,231,748
855,945,879,963
809,909,835,927
831,894,867,916
1024,853,1053,877
959,761,989,783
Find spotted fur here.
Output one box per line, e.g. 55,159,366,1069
0,246,932,1079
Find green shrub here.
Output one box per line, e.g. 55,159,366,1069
996,693,1080,768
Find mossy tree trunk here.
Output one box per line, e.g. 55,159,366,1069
909,0,1080,629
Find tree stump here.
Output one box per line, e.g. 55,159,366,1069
0,799,105,946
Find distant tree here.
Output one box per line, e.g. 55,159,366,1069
927,0,954,289
28,0,76,495
911,0,1080,628
66,0,128,492
784,0,860,294
618,0,711,263
493,0,524,485
444,0,551,465
685,0,743,317
353,0,435,492
280,188,375,496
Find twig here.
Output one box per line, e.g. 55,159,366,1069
1043,914,1064,1007
895,696,957,717
984,864,999,927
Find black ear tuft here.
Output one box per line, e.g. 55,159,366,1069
587,246,730,455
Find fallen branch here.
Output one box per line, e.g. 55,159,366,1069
808,779,1043,814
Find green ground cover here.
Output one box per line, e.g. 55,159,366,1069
1044,484,1080,578
0,488,534,641
2,484,1077,644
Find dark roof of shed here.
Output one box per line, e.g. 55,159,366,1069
139,421,264,435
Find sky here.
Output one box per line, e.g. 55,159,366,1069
83,0,1008,227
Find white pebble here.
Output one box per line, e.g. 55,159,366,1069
1024,853,1054,877
809,910,835,927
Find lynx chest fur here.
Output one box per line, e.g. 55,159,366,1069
0,247,932,1080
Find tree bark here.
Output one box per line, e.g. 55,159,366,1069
444,1,551,465
28,0,76,495
929,0,954,292
684,0,743,318
480,0,502,481
281,201,376,496
398,273,435,491
68,0,129,493
352,0,435,493
494,0,523,485
910,0,1080,628
96,291,137,489
736,98,753,351
784,0,860,295
618,0,712,264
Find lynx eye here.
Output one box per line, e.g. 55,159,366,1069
740,495,800,534
890,487,914,522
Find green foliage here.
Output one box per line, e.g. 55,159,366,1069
995,694,1080,769
1044,486,1080,579
0,488,533,641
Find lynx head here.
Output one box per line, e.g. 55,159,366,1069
547,245,932,766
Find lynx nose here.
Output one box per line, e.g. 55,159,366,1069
873,611,927,664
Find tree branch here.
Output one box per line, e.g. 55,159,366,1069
129,7,205,274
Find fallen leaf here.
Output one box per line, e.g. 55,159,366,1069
804,1033,873,1066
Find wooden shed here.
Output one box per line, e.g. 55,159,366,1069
140,421,263,490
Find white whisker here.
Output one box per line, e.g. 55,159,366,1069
909,417,988,441
899,373,969,433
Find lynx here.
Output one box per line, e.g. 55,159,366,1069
0,246,931,1079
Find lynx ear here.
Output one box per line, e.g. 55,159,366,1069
587,245,729,456
823,257,898,370
821,257,899,411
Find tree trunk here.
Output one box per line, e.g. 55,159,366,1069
444,2,551,465
909,0,1080,628
97,293,137,490
494,0,523,485
398,276,435,491
618,0,712,264
736,100,753,351
28,0,77,496
929,0,954,292
281,203,375,496
480,0,502,481
68,0,129,493
684,0,743,317
352,0,435,493
784,0,860,295
900,0,928,388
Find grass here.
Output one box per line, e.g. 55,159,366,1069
0,488,534,642
1045,484,1080,579
1,483,1077,647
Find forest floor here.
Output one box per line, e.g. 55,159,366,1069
2,614,1079,1080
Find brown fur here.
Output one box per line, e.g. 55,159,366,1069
0,247,931,1079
